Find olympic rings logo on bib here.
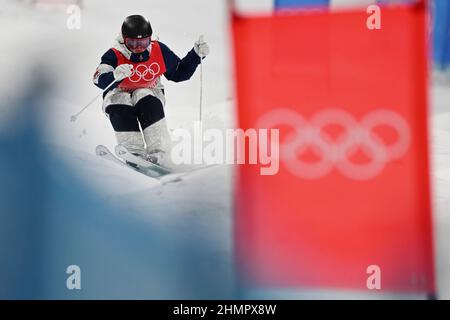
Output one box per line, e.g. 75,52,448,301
129,63,161,83
257,108,411,181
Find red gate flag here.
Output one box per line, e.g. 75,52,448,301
233,1,435,294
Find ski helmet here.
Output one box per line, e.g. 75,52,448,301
121,15,152,39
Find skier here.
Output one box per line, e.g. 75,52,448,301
93,14,209,167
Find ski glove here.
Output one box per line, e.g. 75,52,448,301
194,36,210,58
113,64,133,81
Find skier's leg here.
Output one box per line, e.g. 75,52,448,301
103,88,145,156
132,88,172,165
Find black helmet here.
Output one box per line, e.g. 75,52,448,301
121,15,152,39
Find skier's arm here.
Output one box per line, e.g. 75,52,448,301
159,42,202,83
93,49,118,89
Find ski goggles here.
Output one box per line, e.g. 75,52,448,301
124,37,151,51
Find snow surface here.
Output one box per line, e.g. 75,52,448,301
1,0,449,299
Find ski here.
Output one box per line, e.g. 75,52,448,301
96,144,160,178
114,145,172,178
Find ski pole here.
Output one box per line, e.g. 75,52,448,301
70,80,117,122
